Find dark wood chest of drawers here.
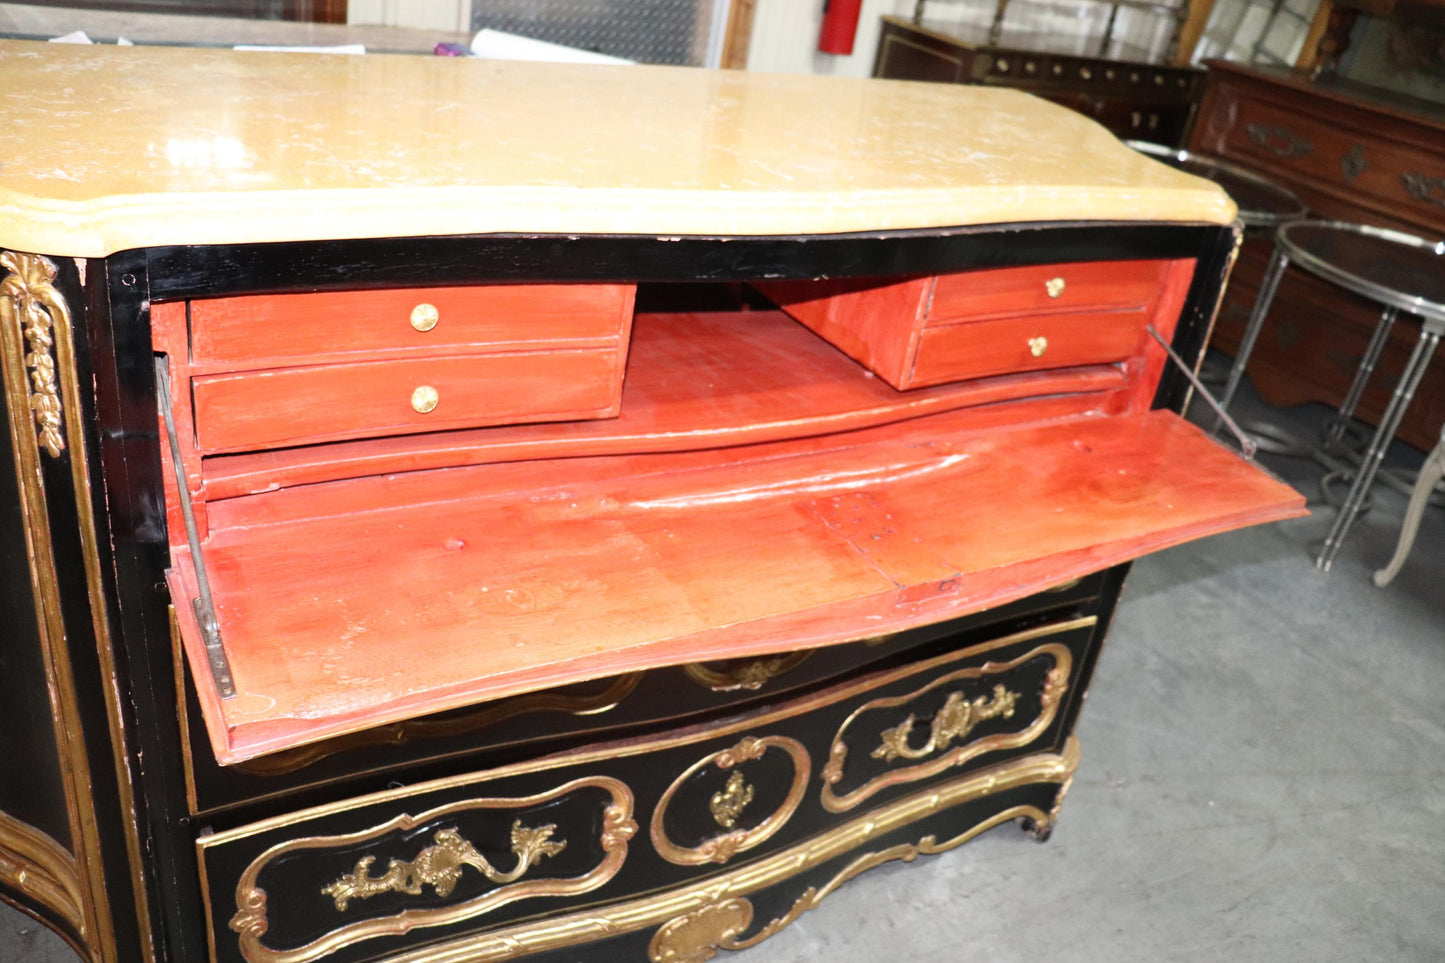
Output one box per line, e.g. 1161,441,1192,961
873,16,1203,147
1189,61,1445,451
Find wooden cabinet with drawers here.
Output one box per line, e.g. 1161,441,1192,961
873,16,1203,147
0,42,1302,963
1188,61,1445,451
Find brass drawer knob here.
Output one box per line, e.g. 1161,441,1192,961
410,302,439,332
411,385,440,413
1045,277,1065,298
1028,336,1048,358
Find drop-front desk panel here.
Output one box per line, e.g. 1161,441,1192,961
0,41,1302,963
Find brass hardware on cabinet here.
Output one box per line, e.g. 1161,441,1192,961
1244,123,1313,159
709,772,754,829
1400,171,1445,208
411,385,440,414
410,302,439,332
871,684,1020,763
321,823,566,911
1340,144,1368,182
1028,336,1048,358
1045,276,1065,298
221,776,636,963
683,652,813,692
819,628,1081,813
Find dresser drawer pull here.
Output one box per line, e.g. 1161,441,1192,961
1244,122,1313,159
411,385,440,413
323,823,566,911
1028,336,1049,358
1400,171,1445,208
410,302,440,332
1045,276,1065,298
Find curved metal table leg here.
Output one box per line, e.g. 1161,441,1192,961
1374,423,1445,587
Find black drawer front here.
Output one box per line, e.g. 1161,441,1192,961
180,571,1112,816
198,615,1098,963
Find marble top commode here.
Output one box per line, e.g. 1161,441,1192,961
0,40,1234,258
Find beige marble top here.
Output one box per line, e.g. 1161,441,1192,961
0,39,1234,259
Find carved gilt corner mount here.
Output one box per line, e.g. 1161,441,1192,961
0,251,68,458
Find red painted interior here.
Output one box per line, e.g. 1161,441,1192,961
155,270,1304,766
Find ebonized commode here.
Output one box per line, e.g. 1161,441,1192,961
0,41,1303,963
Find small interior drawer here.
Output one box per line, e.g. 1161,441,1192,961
761,258,1190,391
189,284,635,368
926,260,1167,323
910,310,1147,387
191,349,624,452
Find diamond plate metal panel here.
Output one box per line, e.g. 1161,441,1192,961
472,0,719,65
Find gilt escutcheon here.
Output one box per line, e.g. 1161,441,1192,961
709,771,755,830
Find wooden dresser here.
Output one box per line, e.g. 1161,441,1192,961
1189,61,1445,451
873,15,1203,146
0,41,1302,963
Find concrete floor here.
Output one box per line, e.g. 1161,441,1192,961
5,381,1443,962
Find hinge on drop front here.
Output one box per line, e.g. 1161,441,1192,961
155,356,236,699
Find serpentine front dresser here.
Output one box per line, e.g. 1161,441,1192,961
0,40,1303,963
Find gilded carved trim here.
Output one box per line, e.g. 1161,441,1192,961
651,736,809,866
321,822,566,911
196,619,1097,846
872,683,1020,763
648,803,1052,963
1,248,128,962
223,776,636,963
379,739,1081,963
0,810,88,947
682,652,812,692
0,251,65,457
820,640,1074,813
234,673,645,777
191,621,1093,963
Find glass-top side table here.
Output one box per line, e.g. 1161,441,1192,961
1126,142,1307,229
1234,221,1445,571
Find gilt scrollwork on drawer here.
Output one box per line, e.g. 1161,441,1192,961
320,821,566,911
820,635,1074,813
651,736,809,866
222,776,636,963
683,653,814,692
